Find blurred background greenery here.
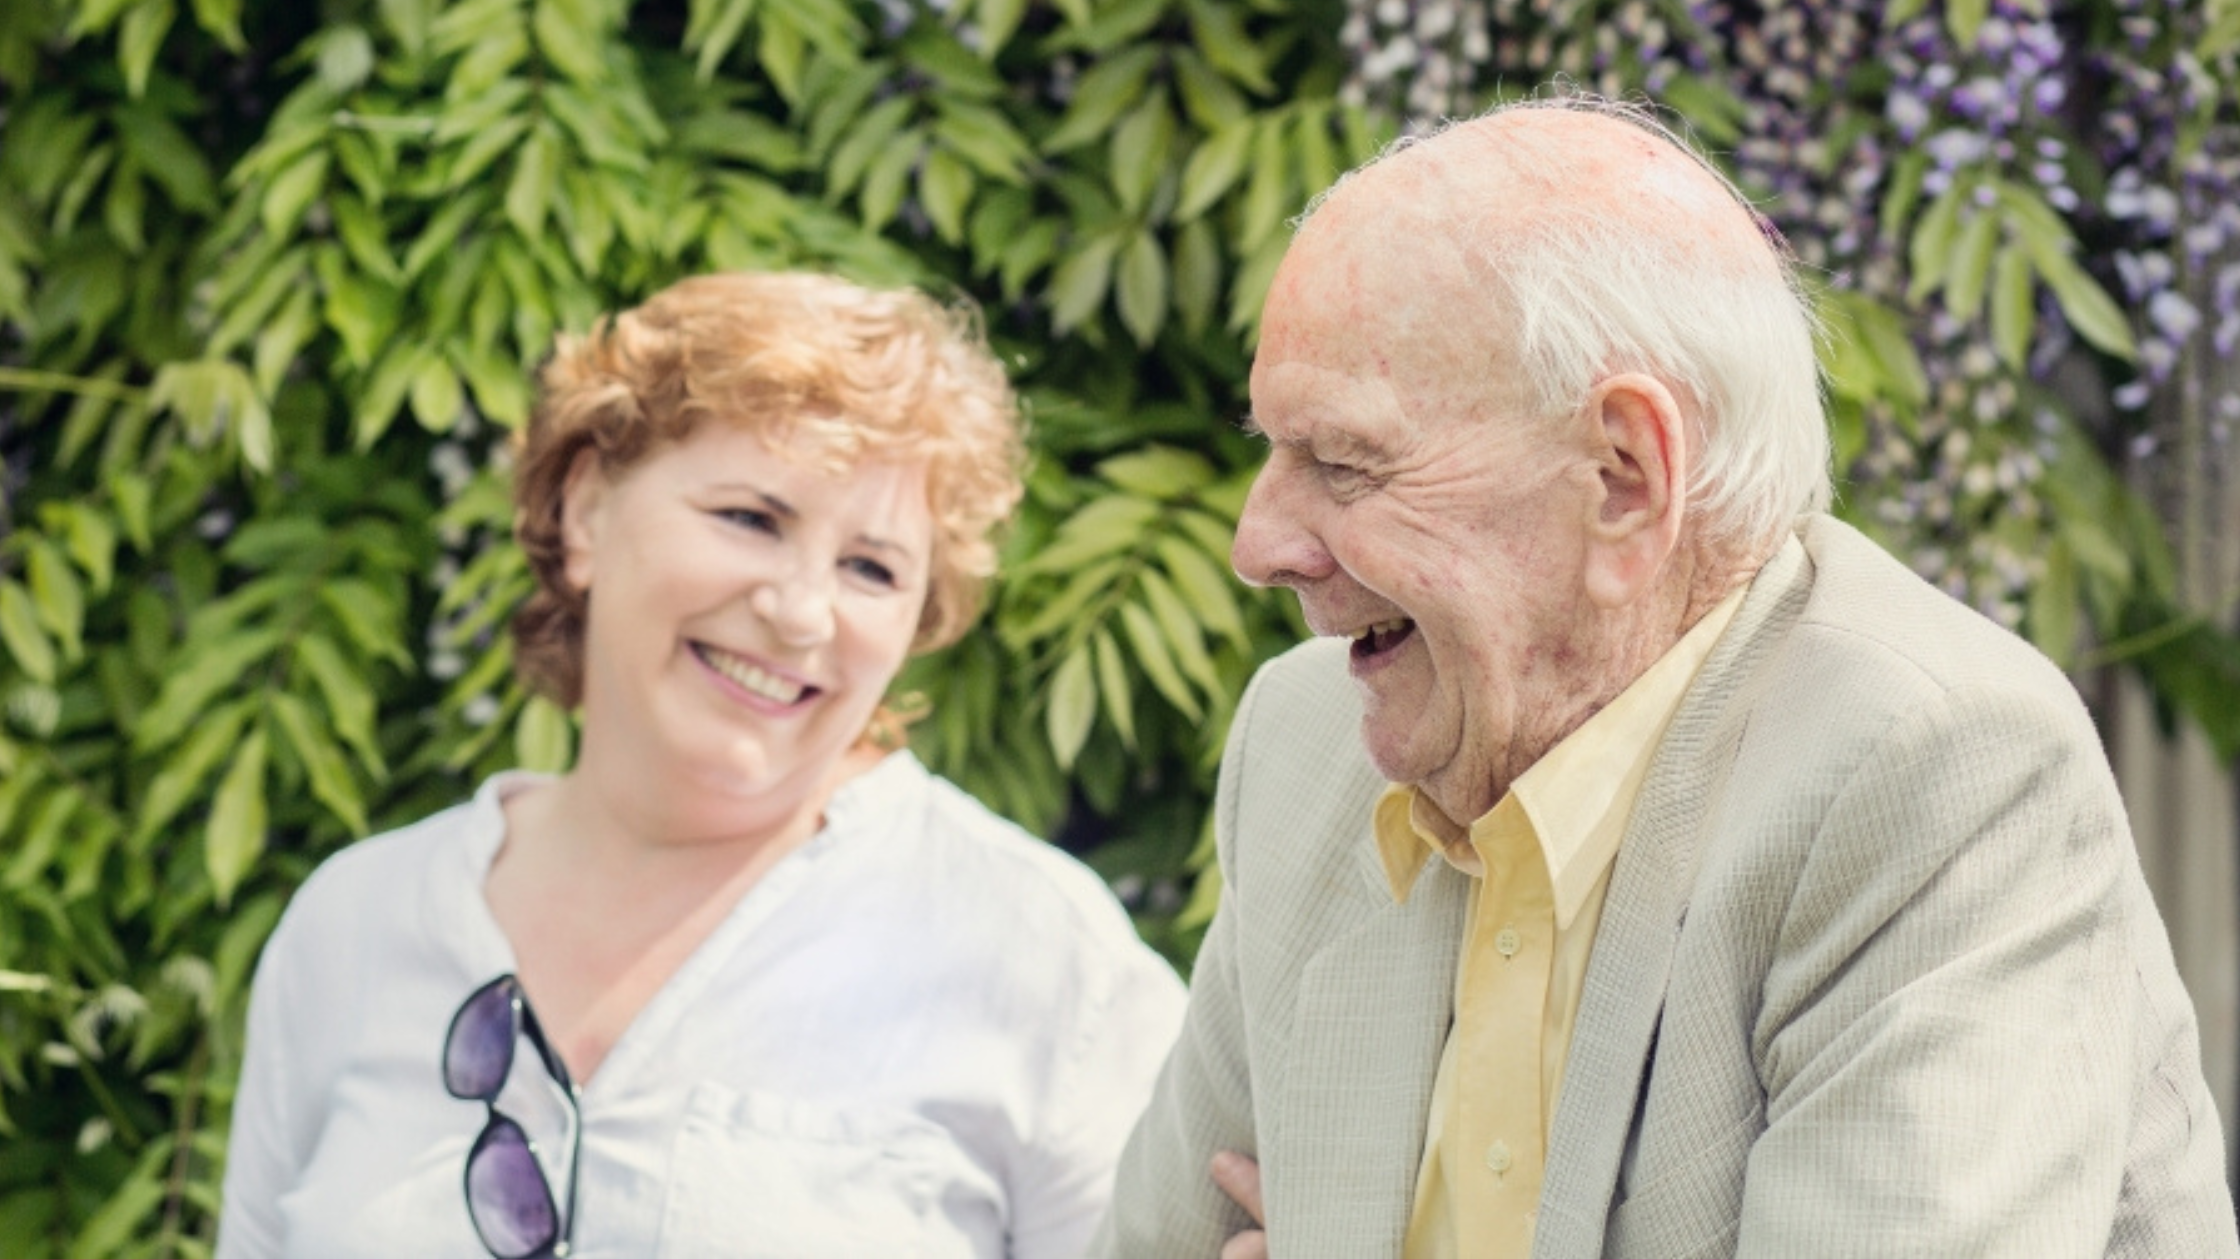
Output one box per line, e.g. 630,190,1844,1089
3,0,2238,1252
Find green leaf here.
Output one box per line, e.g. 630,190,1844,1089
1119,600,1202,721
976,0,1026,56
270,691,369,834
1989,242,2034,370
111,472,153,553
1108,93,1174,214
1115,230,1169,347
1238,119,1292,251
26,540,85,663
317,24,376,92
1048,232,1121,335
1091,627,1135,750
1002,555,1126,646
1175,121,1253,222
1906,186,1961,306
1042,46,1158,153
688,0,757,80
1156,534,1247,645
532,0,608,81
515,694,575,772
1170,46,1248,130
858,131,922,229
131,700,255,849
931,102,1033,182
1185,0,1272,94
1045,643,1097,768
66,506,119,596
1099,444,1215,497
0,582,56,684
134,627,285,752
1944,205,1998,323
504,122,560,240
205,726,269,907
1946,0,1988,48
1172,216,1220,335
102,162,147,254
2029,538,2079,667
322,578,410,665
295,632,386,775
261,150,331,239
118,0,177,99
1014,492,1159,576
919,146,974,246
826,95,916,200
1139,567,1219,695
409,355,464,432
2031,247,2138,360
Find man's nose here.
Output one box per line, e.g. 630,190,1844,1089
1231,461,1331,590
750,566,837,646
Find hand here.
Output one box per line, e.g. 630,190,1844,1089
1211,1150,1267,1260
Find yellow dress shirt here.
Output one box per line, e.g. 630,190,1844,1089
1381,588,1746,1260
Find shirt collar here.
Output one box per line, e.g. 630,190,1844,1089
1373,584,1749,926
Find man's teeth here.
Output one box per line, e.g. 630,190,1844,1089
702,647,807,703
1353,618,1411,645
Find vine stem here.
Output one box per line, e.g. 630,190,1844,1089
0,368,147,404
155,1031,211,1256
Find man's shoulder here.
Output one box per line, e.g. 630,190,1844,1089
1783,515,2085,719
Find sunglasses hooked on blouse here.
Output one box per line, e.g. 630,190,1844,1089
443,974,581,1259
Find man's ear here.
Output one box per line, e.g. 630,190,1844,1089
1580,373,1688,610
559,449,609,593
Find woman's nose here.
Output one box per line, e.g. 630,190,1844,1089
750,569,837,646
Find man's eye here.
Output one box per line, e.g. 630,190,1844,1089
844,556,897,587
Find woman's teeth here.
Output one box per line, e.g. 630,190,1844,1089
699,645,807,703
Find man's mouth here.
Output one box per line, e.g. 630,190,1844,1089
1350,617,1416,658
692,643,816,705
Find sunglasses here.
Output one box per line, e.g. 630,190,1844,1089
442,974,582,1260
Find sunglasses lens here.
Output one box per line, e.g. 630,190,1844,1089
466,1115,559,1259
444,978,518,1101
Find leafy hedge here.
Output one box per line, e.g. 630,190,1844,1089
2,0,2237,1252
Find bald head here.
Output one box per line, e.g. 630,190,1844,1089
1269,97,1831,553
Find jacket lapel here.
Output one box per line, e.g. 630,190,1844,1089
1533,534,1814,1259
1273,856,1469,1257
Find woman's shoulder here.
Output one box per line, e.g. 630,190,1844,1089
268,773,526,958
848,754,1153,952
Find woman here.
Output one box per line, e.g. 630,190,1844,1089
217,272,1187,1259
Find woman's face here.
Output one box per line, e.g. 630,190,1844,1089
561,421,934,810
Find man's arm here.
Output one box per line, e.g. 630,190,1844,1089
1088,669,1276,1258
1738,681,2231,1256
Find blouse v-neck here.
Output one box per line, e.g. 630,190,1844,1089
428,755,907,1100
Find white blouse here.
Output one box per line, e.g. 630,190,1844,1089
216,753,1187,1259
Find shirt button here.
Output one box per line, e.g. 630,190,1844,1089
1494,927,1521,957
1486,1140,1513,1173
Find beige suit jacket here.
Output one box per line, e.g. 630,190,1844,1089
1094,516,2238,1258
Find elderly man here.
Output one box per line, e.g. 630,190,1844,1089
1092,97,2238,1258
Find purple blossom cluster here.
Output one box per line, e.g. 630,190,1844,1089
2093,0,2240,446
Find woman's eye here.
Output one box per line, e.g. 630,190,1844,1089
844,556,897,587
719,507,778,534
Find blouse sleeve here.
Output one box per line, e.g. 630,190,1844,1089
1006,934,1188,1260
215,917,305,1260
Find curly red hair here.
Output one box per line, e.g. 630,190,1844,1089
511,272,1025,713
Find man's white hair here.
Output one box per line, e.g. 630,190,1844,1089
1299,92,1832,552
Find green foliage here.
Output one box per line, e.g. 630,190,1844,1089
3,0,2237,1254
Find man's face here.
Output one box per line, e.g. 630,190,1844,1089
1232,190,1606,820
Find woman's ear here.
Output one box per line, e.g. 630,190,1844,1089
559,449,609,593
1580,372,1688,610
